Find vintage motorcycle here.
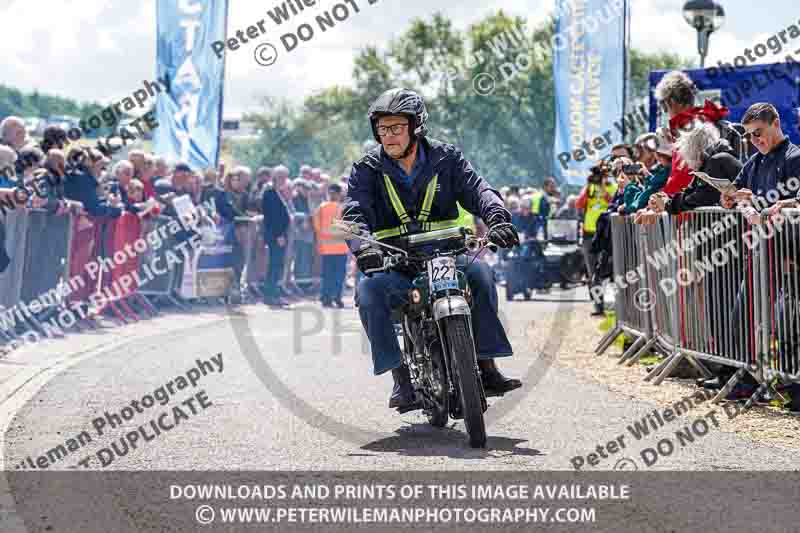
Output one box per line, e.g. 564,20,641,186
336,222,497,448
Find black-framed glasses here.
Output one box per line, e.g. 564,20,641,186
376,123,409,137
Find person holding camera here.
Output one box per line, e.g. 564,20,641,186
626,132,673,218
613,158,643,215
62,146,123,219
35,149,83,216
575,161,617,316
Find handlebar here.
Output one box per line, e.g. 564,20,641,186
333,219,499,275
363,235,498,275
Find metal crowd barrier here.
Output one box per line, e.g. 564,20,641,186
757,208,800,389
245,222,267,291
0,205,277,354
616,212,682,371
594,214,653,360
2,210,173,349
237,216,264,297
668,209,757,395
103,212,160,323
0,209,72,341
66,213,100,309
0,210,31,311
596,207,800,406
137,215,183,307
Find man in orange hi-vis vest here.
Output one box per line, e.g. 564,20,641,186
313,183,350,308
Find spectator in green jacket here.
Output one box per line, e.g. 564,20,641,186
611,158,642,214
622,176,642,214
629,131,672,214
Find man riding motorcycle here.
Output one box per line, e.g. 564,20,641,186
344,87,523,412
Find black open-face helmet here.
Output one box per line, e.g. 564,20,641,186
368,88,429,150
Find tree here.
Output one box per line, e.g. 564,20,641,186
233,11,692,186
628,49,688,103
0,85,116,138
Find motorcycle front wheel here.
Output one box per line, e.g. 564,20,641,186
442,316,487,448
425,340,449,428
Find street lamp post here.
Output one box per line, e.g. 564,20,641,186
682,0,726,68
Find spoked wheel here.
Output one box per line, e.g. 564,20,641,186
443,316,487,448
425,341,449,428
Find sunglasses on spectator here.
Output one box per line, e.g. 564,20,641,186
744,127,766,140
376,123,409,137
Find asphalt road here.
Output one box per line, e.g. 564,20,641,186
1,287,797,473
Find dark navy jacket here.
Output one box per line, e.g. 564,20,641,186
344,137,509,250
669,141,742,214
734,137,800,204
63,169,122,218
261,185,291,242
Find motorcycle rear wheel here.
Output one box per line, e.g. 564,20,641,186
443,316,487,448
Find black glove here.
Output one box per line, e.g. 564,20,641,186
488,221,520,248
356,248,384,277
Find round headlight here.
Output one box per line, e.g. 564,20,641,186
410,289,422,304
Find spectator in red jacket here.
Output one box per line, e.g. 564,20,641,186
654,71,729,195
127,179,161,218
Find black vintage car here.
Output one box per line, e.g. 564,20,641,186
505,219,585,301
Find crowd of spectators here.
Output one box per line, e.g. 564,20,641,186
562,70,800,409
4,70,800,405
559,70,800,318
500,177,574,242
0,116,354,315
0,112,591,319
489,71,800,410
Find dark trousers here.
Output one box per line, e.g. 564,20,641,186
582,234,603,310
355,259,513,375
264,239,286,299
321,254,348,301
230,226,245,288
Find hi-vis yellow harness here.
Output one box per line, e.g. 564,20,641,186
374,174,462,240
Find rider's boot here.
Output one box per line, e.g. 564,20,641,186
478,359,522,397
389,364,420,413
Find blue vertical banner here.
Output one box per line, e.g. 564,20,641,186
154,0,228,170
552,0,628,186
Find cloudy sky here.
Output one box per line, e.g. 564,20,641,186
0,0,797,116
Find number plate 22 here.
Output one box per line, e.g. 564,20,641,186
428,256,458,293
